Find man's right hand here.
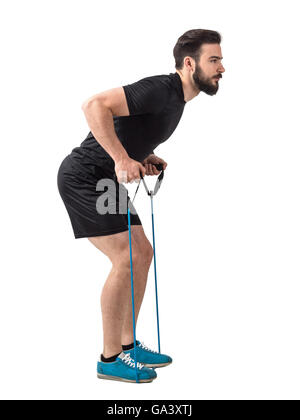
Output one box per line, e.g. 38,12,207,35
114,157,146,184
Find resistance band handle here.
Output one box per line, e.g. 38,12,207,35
139,163,165,196
140,163,164,179
112,162,164,203
113,163,164,182
153,163,164,171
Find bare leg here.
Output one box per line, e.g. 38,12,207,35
121,226,153,346
88,226,153,358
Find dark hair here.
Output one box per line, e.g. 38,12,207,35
173,29,222,69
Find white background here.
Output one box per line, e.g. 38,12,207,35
0,0,299,400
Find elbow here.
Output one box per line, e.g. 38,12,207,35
81,97,106,114
81,99,91,113
81,96,97,112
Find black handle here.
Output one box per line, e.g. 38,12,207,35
154,163,164,171
114,163,164,183
140,163,164,178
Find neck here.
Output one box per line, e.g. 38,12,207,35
175,69,200,103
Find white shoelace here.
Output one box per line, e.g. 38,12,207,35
139,341,159,354
121,353,144,370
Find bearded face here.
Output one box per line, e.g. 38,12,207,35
192,62,222,96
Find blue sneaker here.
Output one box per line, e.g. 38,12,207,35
123,341,172,368
97,352,157,383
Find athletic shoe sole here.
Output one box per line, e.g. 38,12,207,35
143,361,172,368
97,373,156,383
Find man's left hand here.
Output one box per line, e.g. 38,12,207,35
142,154,168,175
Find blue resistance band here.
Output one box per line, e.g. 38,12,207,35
126,163,164,383
127,204,139,383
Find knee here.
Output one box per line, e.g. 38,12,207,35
114,243,153,270
116,248,143,270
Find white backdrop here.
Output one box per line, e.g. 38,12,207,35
0,0,299,400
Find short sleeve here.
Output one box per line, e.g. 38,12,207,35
122,77,170,116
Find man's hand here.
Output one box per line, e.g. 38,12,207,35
142,154,168,176
115,157,146,183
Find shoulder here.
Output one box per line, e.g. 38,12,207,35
122,73,173,115
123,73,173,92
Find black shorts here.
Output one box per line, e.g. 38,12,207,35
57,155,142,239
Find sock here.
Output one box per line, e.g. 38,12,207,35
122,341,138,351
101,352,121,363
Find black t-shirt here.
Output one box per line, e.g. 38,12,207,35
69,72,186,177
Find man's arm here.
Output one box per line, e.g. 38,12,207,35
81,88,145,182
82,88,129,163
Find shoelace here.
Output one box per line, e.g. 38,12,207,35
139,341,159,354
121,353,144,370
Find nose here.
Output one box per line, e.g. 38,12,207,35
219,64,225,73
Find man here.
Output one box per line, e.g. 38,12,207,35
57,29,225,383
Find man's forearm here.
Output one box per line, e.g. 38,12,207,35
82,100,129,163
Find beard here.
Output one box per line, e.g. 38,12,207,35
192,64,220,96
